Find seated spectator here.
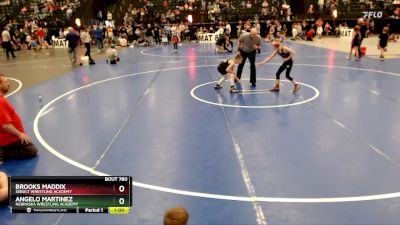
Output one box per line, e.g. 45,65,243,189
224,37,233,52
30,37,42,53
135,33,149,47
307,5,315,18
306,28,315,41
292,23,298,40
246,1,252,8
266,24,276,41
0,74,38,162
164,207,189,225
119,34,128,47
324,22,332,36
296,22,304,40
241,0,246,8
216,34,232,53
0,171,7,204
106,44,120,64
262,0,268,8
335,23,343,37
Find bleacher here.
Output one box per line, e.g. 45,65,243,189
1,0,83,28
1,0,26,25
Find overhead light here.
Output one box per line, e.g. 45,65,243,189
75,18,81,27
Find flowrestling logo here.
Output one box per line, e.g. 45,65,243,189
362,11,383,19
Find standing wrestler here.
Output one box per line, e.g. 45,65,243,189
237,28,262,87
257,39,300,93
348,25,361,61
378,26,389,61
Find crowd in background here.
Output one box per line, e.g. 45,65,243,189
0,0,399,58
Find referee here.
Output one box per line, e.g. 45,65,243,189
236,28,262,87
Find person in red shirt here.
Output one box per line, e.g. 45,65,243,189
0,74,38,162
172,32,179,53
36,28,46,46
306,28,315,41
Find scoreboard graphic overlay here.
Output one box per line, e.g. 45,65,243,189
8,176,132,214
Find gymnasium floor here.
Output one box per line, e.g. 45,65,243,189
1,37,400,225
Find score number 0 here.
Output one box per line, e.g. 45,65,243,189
118,185,126,205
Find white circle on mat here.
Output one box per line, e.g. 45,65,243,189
5,77,23,97
191,78,319,108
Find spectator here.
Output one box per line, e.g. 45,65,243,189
0,74,38,162
80,27,95,64
97,10,103,23
324,22,332,36
127,25,134,44
36,27,45,46
164,207,189,225
306,28,315,41
215,33,231,53
253,19,261,34
262,0,268,8
236,20,243,38
291,23,298,40
163,0,169,9
1,26,16,59
296,22,304,39
118,34,128,47
318,0,324,12
246,0,252,8
307,5,315,18
315,18,323,38
135,32,149,47
30,36,41,53
106,44,120,64
172,32,179,52
225,22,231,36
66,7,73,20
65,27,80,65
107,11,113,21
145,24,154,46
154,24,161,45
94,26,104,49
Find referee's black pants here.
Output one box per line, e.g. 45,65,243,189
237,50,257,85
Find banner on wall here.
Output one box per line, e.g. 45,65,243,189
52,38,68,48
197,32,222,43
339,28,353,38
362,11,383,19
